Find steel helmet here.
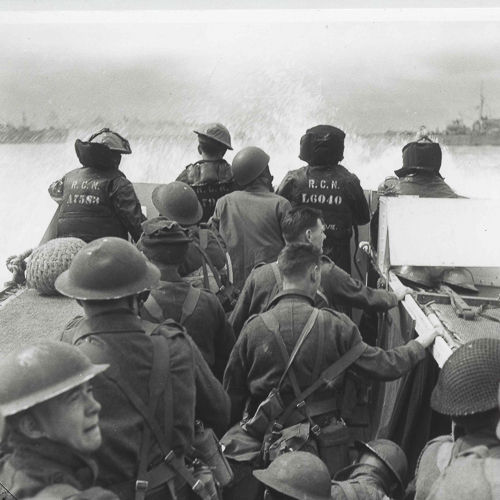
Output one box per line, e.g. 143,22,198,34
88,128,132,154
194,123,233,150
151,182,203,225
442,267,478,293
0,341,108,417
55,237,160,300
392,266,433,288
232,146,270,186
426,456,500,500
395,139,442,178
336,439,407,493
253,452,331,500
431,338,500,416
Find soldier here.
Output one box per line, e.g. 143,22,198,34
176,123,236,223
230,206,411,338
55,237,230,500
277,125,370,273
410,338,500,500
332,439,407,500
0,341,118,499
211,146,291,292
152,181,232,300
49,128,145,243
252,452,332,500
223,244,438,482
138,217,236,381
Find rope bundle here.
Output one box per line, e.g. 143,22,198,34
25,238,86,295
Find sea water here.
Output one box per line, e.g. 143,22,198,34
1,131,499,285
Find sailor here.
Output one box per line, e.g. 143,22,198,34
137,217,236,381
276,125,370,273
331,439,408,500
48,128,145,243
0,341,118,500
409,338,500,500
55,237,230,500
176,123,236,223
211,146,291,292
252,452,332,500
151,181,232,299
371,136,460,251
230,205,412,338
223,244,438,474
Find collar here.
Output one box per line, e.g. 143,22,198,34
267,289,316,310
72,311,144,344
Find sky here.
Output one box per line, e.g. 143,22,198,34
2,5,500,134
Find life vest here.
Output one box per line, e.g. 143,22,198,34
57,167,127,242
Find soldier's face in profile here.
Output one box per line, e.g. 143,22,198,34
307,219,326,253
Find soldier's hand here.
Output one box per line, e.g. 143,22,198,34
415,327,440,348
395,286,413,302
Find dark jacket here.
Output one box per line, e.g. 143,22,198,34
331,464,389,500
211,181,291,292
176,159,236,223
277,165,370,271
229,256,398,338
413,430,500,500
140,273,236,381
49,166,145,243
224,290,426,427
0,431,118,500
58,312,230,498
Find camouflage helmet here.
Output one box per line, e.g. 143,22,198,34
426,456,500,500
253,452,331,500
232,146,270,186
442,267,478,293
151,182,203,225
431,338,500,416
55,237,160,300
0,341,108,417
392,266,433,288
194,123,233,150
88,128,132,154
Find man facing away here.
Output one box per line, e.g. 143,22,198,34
55,237,230,500
176,123,236,223
277,125,370,274
210,146,291,292
230,205,412,338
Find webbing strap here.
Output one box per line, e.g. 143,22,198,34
339,481,360,500
270,263,283,291
180,286,201,325
143,295,167,324
311,311,325,384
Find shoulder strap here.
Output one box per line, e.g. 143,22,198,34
180,286,201,325
339,481,361,500
316,289,330,308
199,228,209,251
142,294,167,324
436,441,456,472
270,262,283,292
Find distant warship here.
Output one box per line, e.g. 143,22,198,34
0,113,68,144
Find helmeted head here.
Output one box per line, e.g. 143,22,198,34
299,125,345,166
137,217,192,266
194,123,233,150
55,237,160,300
431,338,500,418
152,182,203,226
395,138,442,178
441,267,478,293
231,146,270,186
335,439,407,495
75,128,131,169
281,206,326,253
253,452,331,500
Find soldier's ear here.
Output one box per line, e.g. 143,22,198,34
305,229,312,243
18,413,45,440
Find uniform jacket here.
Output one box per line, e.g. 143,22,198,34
176,159,236,223
211,181,291,292
0,431,118,500
49,167,145,243
58,311,230,497
224,290,426,427
140,273,236,381
331,465,390,500
229,256,398,338
276,165,370,265
413,429,500,500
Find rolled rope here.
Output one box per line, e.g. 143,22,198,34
26,238,86,295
